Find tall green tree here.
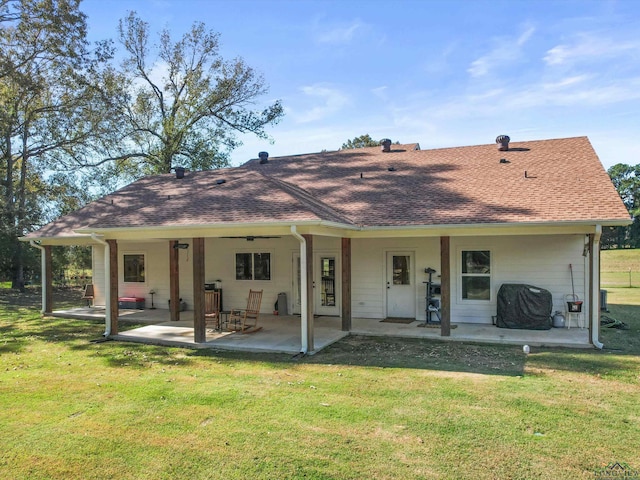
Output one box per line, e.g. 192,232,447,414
97,12,284,175
341,134,380,150
0,0,117,288
603,163,640,249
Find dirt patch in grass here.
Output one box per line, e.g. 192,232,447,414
303,335,526,376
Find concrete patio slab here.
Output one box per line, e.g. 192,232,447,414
50,307,593,353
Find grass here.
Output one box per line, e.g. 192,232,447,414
1,251,640,479
602,248,640,288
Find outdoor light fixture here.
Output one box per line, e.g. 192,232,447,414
173,242,189,249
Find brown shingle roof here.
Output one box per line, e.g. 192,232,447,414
245,137,629,227
25,136,630,239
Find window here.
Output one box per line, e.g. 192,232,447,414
235,252,271,281
461,250,490,300
124,254,145,283
392,255,411,285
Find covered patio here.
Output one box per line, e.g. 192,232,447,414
50,307,592,353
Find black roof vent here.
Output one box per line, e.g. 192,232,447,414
258,151,269,164
496,135,510,151
387,166,397,172
216,179,226,185
381,139,392,152
174,166,185,179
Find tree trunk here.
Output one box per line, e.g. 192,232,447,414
12,125,30,291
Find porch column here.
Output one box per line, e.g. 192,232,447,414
107,239,119,335
169,240,180,322
43,245,53,314
440,236,451,337
341,238,351,331
302,234,314,352
590,228,603,348
192,237,206,343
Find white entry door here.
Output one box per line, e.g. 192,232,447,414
386,252,415,318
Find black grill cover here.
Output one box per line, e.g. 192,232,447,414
496,284,552,330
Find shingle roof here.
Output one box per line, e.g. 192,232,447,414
246,137,630,226
25,136,630,239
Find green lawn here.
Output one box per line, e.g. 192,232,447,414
602,248,640,288
1,251,640,479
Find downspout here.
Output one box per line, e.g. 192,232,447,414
591,225,603,349
290,226,308,354
29,241,46,314
91,234,111,337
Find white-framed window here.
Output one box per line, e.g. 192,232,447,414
235,252,271,281
460,250,491,301
123,253,146,283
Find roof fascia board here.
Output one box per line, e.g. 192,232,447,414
348,222,617,238
73,221,359,241
28,219,628,244
19,235,97,246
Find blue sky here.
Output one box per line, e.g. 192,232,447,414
82,0,640,169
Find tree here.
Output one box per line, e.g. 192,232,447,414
341,134,380,150
99,12,284,175
0,0,117,288
603,163,640,249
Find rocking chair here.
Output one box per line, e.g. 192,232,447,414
227,289,263,333
205,290,221,330
82,284,94,307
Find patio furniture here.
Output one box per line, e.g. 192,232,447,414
205,290,221,330
82,284,94,306
118,296,145,309
227,289,263,333
564,294,584,329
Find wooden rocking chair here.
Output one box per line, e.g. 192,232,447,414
82,284,94,307
227,289,263,333
205,290,221,330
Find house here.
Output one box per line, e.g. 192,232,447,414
22,136,630,352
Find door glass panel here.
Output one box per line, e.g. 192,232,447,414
392,255,410,285
320,257,336,306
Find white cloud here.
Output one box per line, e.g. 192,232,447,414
316,20,366,45
544,34,640,66
292,84,350,124
468,25,536,78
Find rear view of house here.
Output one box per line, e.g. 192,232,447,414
22,136,630,352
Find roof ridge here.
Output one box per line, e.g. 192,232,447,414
258,171,357,226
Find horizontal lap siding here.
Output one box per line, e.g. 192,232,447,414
451,235,587,324
351,238,441,320
205,237,301,314
102,234,587,324
119,242,171,308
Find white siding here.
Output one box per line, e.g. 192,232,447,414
116,242,171,308
351,238,441,321
450,235,587,324
204,237,301,314
102,233,589,325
